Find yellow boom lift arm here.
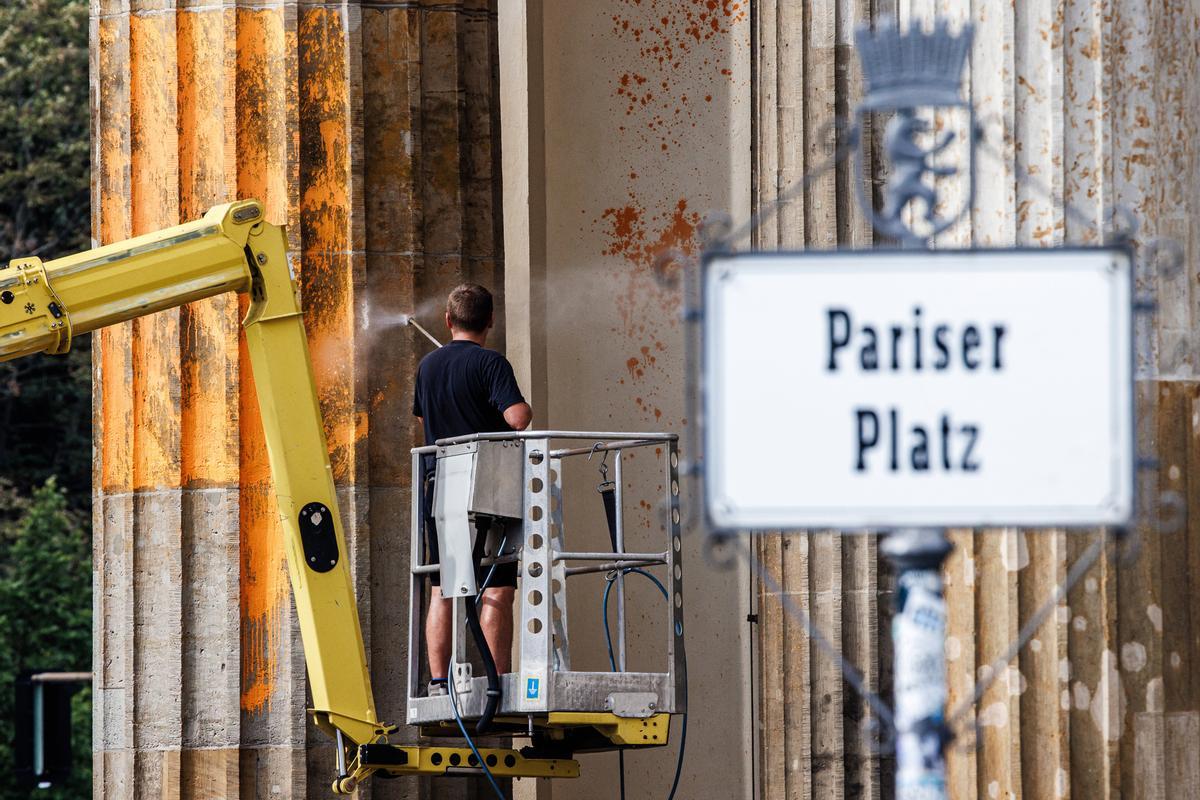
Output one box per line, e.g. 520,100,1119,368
0,200,580,791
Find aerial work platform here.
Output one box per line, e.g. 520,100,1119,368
406,431,687,752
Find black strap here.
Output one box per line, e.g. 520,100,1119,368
599,481,619,551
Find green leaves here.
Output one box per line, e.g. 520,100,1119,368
0,342,92,502
0,480,91,661
0,0,91,501
0,1,91,795
0,0,90,263
0,479,91,798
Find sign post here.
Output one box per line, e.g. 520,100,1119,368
882,530,953,800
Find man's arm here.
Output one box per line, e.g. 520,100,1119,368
484,353,531,431
503,402,532,431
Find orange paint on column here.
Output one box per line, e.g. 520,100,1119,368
96,14,134,494
178,7,239,488
235,7,295,716
235,9,294,229
301,251,361,483
178,8,236,221
299,7,362,486
129,11,182,491
600,196,699,328
99,328,135,493
238,319,288,714
298,7,351,254
129,10,181,234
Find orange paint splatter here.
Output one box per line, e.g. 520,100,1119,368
596,0,742,426
609,0,743,150
599,195,700,342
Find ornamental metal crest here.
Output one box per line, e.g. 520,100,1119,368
853,18,977,246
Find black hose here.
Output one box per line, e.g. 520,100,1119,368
464,597,501,734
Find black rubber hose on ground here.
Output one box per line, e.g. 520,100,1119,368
465,597,501,735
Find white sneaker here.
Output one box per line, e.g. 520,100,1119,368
428,681,448,697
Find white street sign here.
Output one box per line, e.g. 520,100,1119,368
703,249,1133,530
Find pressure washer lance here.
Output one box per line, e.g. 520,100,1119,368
403,314,443,348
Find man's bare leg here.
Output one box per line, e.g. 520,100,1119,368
478,586,515,674
426,586,452,679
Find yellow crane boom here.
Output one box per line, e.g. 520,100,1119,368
1,199,656,792
0,199,384,745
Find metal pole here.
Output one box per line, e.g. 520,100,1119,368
335,729,348,778
554,550,667,562
405,317,443,348
452,596,471,694
33,682,44,779
882,528,953,800
614,451,627,672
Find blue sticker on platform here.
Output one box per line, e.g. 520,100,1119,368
526,678,540,699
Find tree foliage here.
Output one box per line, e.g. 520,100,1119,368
0,480,91,799
0,346,91,504
0,1,92,515
0,0,92,503
0,0,92,795
0,0,90,262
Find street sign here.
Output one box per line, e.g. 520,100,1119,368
703,248,1133,530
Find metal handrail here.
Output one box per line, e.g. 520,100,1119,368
549,439,663,459
554,550,668,562
426,429,677,449
411,553,519,576
564,559,666,577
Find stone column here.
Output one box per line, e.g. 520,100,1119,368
90,2,503,797
499,1,753,798
751,2,1200,798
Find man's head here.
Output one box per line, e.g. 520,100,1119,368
445,283,494,337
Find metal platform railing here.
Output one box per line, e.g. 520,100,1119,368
406,431,686,731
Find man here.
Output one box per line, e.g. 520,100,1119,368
413,283,532,695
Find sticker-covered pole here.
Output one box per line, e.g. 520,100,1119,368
883,528,954,800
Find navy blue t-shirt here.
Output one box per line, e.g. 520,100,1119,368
412,340,526,446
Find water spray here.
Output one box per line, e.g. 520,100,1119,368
403,314,443,348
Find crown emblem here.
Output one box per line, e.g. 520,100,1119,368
855,18,973,110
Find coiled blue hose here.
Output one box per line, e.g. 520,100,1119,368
602,568,689,800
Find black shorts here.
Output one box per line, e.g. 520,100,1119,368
422,472,519,589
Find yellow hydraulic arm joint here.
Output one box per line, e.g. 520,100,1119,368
0,200,390,758
546,712,672,747
333,743,580,793
0,202,258,360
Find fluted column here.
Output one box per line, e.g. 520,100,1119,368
752,1,1200,798
91,2,503,797
752,1,881,797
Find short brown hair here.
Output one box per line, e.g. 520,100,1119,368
446,283,493,333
